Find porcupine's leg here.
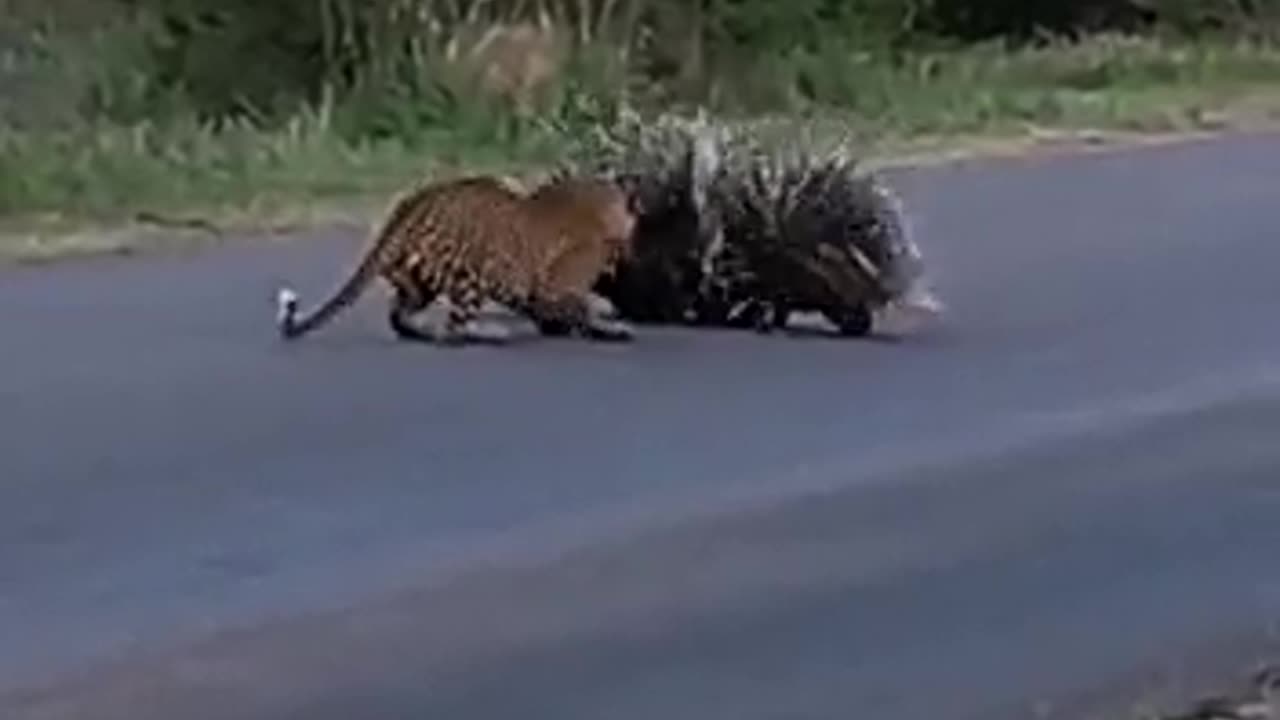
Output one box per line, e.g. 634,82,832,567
771,300,793,331
724,299,763,329
689,286,731,326
716,277,774,331
752,298,792,334
824,304,873,337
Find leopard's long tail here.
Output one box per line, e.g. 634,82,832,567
275,202,410,340
275,255,379,341
276,181,436,340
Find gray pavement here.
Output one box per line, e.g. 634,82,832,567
1,132,1278,719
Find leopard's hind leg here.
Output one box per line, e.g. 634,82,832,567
439,270,514,345
385,264,438,342
388,286,439,342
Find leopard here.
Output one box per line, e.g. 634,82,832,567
274,173,638,345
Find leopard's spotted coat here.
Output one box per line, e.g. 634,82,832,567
275,174,637,344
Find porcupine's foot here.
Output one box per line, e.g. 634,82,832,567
690,296,731,327
825,304,873,338
722,299,761,330
752,300,791,334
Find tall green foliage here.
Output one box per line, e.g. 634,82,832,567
4,0,1279,130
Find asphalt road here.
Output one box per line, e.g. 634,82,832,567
2,132,1279,720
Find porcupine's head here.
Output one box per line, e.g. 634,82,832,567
802,162,941,316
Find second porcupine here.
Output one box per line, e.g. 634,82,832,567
701,136,942,336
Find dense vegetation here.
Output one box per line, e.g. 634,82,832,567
2,0,1279,236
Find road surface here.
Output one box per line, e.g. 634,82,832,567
1,132,1278,720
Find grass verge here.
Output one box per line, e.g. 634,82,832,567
3,34,1280,264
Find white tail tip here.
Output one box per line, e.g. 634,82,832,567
276,287,299,326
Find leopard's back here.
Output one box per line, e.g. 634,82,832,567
367,177,542,308
390,175,635,334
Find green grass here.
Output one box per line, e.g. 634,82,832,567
3,33,1280,262
751,33,1280,140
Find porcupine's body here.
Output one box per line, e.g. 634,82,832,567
275,174,637,344
567,114,941,337
591,166,712,325
699,156,936,336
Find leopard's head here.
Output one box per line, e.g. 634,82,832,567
594,180,639,263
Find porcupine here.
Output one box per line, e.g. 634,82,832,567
561,111,942,336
